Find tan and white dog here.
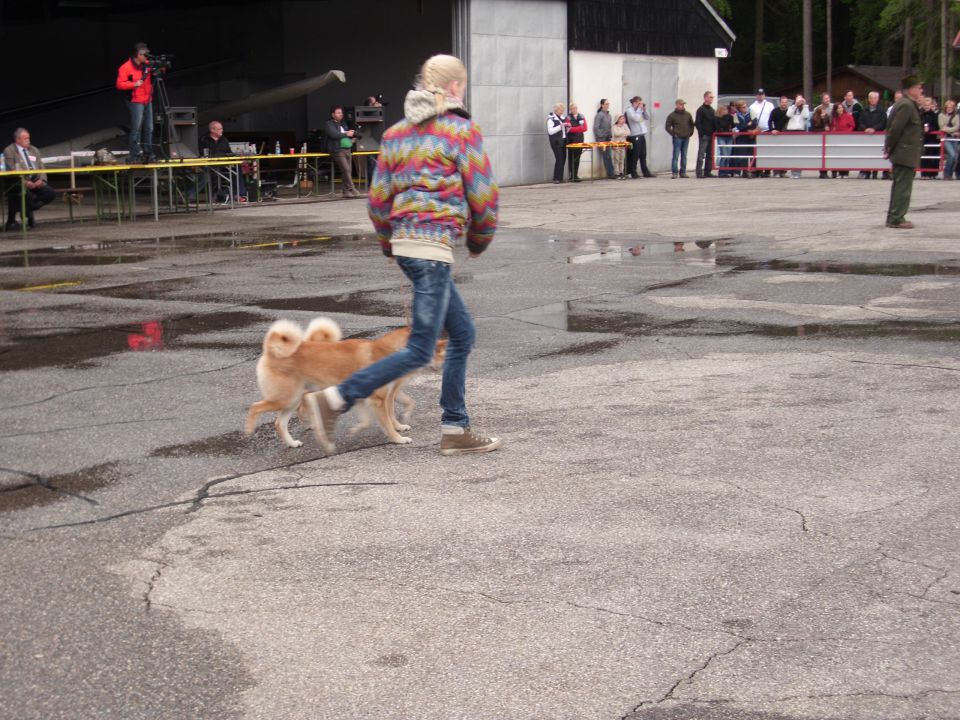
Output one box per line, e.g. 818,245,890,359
245,318,444,448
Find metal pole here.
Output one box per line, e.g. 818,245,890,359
942,0,948,101
803,0,813,104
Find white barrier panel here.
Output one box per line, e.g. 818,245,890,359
754,133,825,170
823,134,889,171
715,132,943,172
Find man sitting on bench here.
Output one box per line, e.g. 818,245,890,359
4,128,55,231
190,120,247,202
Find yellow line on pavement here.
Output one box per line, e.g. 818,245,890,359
239,236,332,249
17,281,83,291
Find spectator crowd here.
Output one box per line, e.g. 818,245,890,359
548,87,960,182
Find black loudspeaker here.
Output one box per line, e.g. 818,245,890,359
167,106,198,158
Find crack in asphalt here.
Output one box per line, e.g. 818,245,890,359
0,355,259,411
141,556,170,611
821,352,960,373
622,639,752,718
0,416,181,440
713,479,809,532
0,465,98,506
773,687,960,702
26,462,396,532
840,484,932,519
878,547,956,607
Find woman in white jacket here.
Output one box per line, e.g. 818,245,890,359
785,95,811,177
547,102,570,183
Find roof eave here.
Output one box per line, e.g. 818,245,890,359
698,0,736,45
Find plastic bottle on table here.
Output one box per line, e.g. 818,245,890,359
274,141,281,155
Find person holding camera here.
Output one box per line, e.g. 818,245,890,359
785,95,810,178
625,96,653,178
325,105,361,198
116,42,155,163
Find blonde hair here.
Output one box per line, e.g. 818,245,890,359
418,54,468,114
553,102,565,114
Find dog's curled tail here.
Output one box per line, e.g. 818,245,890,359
305,317,342,343
264,319,304,358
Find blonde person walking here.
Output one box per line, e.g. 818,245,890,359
309,54,501,456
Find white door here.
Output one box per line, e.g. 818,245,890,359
622,59,679,174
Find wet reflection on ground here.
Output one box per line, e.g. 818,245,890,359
564,237,720,264
0,462,120,513
0,310,262,371
253,291,405,317
150,431,250,459
0,232,372,269
508,302,960,341
723,257,960,277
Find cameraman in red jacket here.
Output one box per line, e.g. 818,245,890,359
116,43,155,163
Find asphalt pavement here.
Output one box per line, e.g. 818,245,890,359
1,174,959,720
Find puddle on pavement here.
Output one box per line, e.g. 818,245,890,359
723,257,960,277
0,232,373,269
0,462,120,512
914,200,960,213
253,291,405,317
530,339,621,359
38,277,201,299
566,238,719,264
509,302,960,341
0,310,262,371
151,431,249,458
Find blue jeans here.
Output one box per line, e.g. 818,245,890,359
339,257,475,427
944,139,958,178
598,145,615,177
715,136,732,174
127,101,154,159
671,136,689,174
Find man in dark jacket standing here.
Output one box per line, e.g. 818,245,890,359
325,105,361,198
694,91,716,178
768,95,791,177
858,91,887,178
884,77,924,229
665,99,695,178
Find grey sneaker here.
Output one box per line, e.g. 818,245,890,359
304,390,341,455
439,427,501,456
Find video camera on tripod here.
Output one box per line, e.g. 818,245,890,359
145,52,174,77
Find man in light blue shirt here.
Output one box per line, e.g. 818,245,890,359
624,96,654,178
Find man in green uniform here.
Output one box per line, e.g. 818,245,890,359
883,76,924,229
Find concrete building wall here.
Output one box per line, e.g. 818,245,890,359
570,50,718,177
678,56,720,169
468,0,567,187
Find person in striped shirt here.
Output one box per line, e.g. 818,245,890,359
310,54,502,457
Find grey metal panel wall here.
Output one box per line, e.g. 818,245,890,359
469,0,567,186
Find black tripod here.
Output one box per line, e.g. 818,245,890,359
151,72,174,160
